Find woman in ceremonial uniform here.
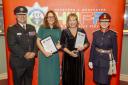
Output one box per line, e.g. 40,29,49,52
60,13,90,85
37,10,61,85
89,13,118,85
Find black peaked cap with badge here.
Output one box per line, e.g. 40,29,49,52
14,6,28,15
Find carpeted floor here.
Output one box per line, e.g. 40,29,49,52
0,79,128,85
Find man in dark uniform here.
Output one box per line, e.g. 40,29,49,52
7,6,37,85
88,13,118,85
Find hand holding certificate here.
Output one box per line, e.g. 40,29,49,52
40,36,57,54
75,31,85,49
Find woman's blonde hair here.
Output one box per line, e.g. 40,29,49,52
66,13,79,28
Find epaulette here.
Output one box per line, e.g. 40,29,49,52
8,25,13,27
93,29,100,33
109,29,118,34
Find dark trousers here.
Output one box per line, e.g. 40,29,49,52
12,65,34,85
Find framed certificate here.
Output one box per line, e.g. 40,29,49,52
40,36,57,54
75,31,85,48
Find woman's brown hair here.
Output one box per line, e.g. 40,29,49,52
66,13,79,28
43,10,60,29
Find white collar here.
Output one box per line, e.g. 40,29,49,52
18,23,26,28
18,23,26,29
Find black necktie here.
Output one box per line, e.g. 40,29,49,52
23,25,26,30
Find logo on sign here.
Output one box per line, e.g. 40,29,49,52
27,2,48,26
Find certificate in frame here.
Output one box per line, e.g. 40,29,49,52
75,31,85,48
40,36,58,54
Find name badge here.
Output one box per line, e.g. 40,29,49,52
17,33,22,35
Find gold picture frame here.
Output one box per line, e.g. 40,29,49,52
0,4,4,36
124,3,128,35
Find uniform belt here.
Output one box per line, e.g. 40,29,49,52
95,47,116,75
95,48,112,54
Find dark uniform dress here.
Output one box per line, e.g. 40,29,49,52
89,30,117,85
7,23,37,85
37,26,61,85
60,28,89,85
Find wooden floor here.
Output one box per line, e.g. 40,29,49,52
0,79,8,85
0,79,128,85
120,81,128,85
